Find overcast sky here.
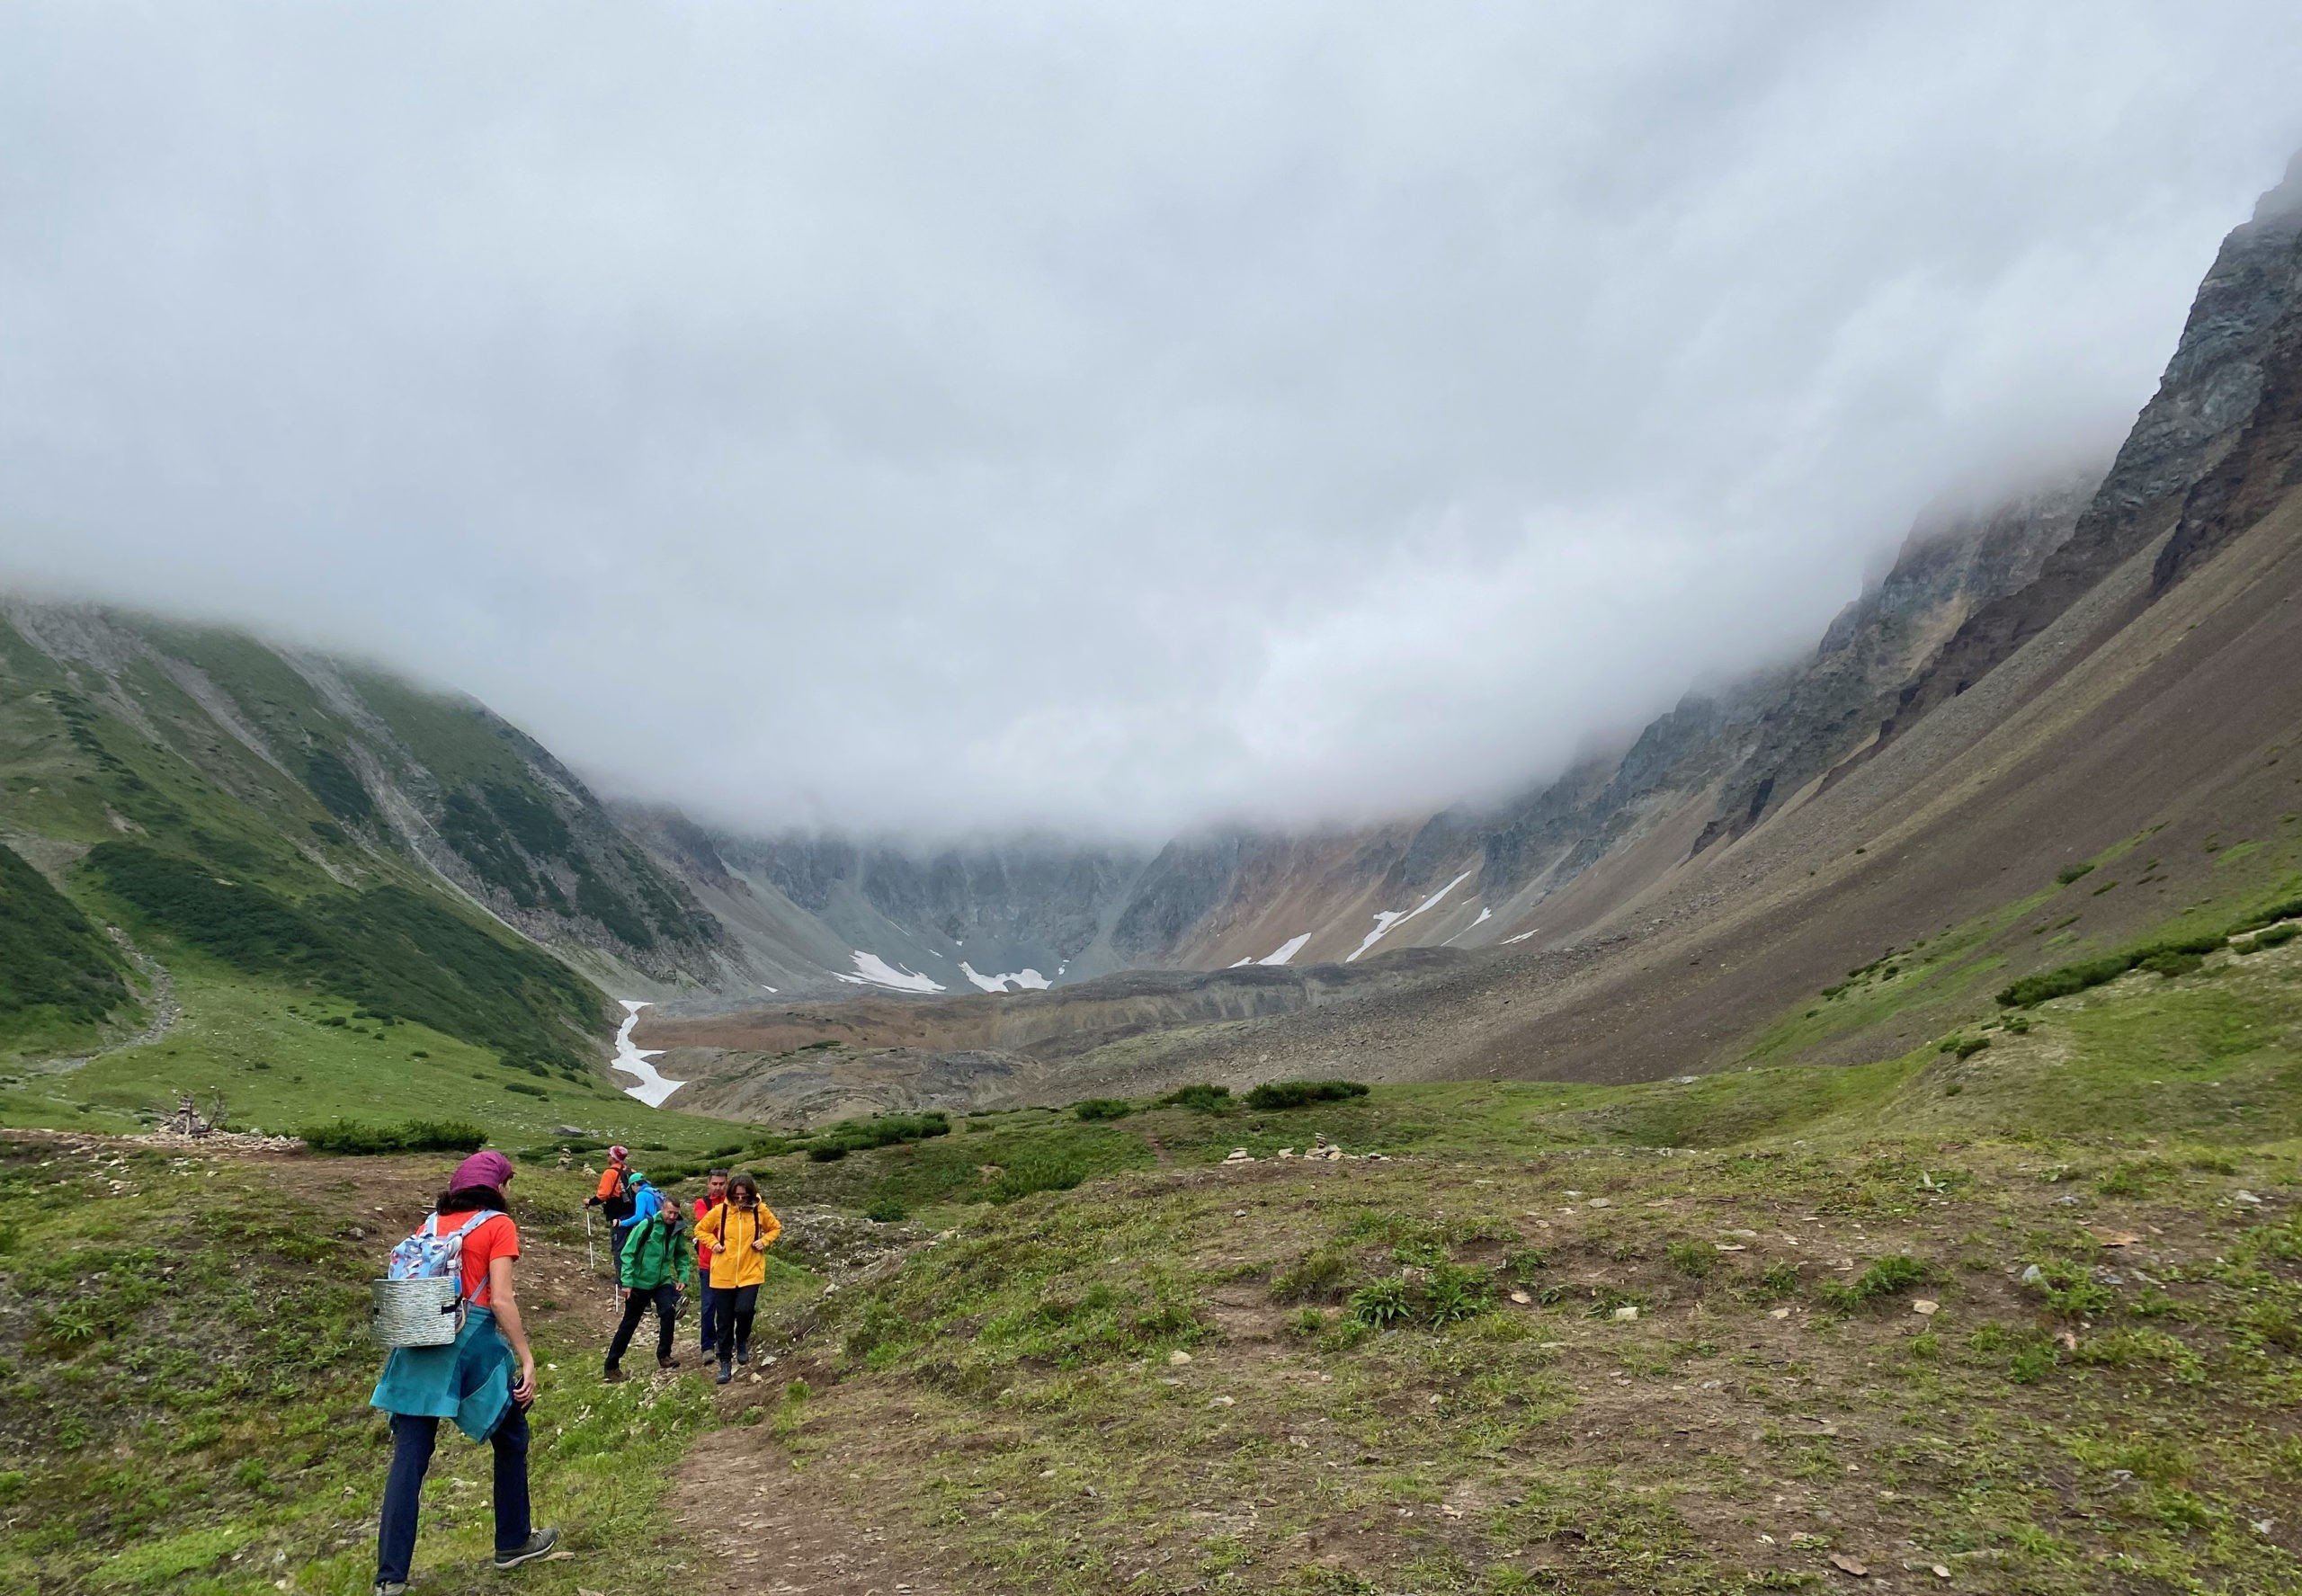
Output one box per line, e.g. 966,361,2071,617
4,4,2300,839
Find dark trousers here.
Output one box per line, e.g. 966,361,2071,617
722,1283,760,1361
607,1283,678,1369
376,1405,531,1583
698,1280,726,1353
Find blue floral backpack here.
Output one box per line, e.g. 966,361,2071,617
372,1209,500,1348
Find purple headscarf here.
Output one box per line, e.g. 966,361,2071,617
449,1149,513,1194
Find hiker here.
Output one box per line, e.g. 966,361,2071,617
370,1149,557,1595
586,1145,635,1228
691,1172,781,1384
692,1169,728,1360
604,1190,688,1381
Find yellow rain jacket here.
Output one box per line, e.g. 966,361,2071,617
694,1199,781,1288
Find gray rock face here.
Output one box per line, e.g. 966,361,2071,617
1874,153,2302,744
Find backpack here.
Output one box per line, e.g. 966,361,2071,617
622,1179,662,1231
386,1209,501,1293
600,1169,637,1228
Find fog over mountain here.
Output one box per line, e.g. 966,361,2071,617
4,4,2301,837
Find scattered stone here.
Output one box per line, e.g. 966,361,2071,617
1716,1244,1747,1253
1223,1149,1253,1164
1611,1306,1639,1322
1769,1307,1793,1320
2234,1190,2264,1206
1207,1395,1234,1408
1167,1350,1193,1367
1912,1299,1939,1316
1828,1552,1869,1576
1508,1289,1532,1305
2020,1263,2046,1286
1233,1208,1247,1217
1932,1566,1951,1580
1587,1197,1612,1208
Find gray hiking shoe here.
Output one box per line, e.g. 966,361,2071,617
493,1527,559,1569
374,1583,407,1596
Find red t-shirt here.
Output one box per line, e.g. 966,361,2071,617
692,1196,722,1270
433,1210,519,1307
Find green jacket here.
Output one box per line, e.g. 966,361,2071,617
617,1208,688,1291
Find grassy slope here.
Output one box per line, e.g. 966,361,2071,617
0,1152,765,1596
8,936,2298,1593
0,966,745,1152
0,614,653,1111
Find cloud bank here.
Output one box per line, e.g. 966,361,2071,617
4,3,2300,837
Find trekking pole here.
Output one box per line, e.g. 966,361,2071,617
584,1206,598,1276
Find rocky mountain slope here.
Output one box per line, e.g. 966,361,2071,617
0,604,726,1083
651,152,2302,1113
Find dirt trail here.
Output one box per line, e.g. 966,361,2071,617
674,1423,957,1596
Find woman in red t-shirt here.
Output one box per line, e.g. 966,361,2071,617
371,1151,557,1594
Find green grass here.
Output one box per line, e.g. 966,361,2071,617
0,970,744,1152
0,1150,724,1596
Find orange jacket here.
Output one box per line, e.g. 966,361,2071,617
693,1199,781,1288
594,1164,629,1203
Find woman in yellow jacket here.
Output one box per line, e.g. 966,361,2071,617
692,1173,781,1383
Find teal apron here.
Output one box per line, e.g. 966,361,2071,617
370,1303,515,1441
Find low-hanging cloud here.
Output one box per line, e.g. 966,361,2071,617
4,3,2300,839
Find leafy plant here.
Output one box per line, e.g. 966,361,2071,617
1244,1079,1370,1110
297,1118,487,1155
1072,1098,1133,1122
1158,1083,1234,1114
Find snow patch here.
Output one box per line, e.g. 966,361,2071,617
1346,869,1475,962
960,961,1051,993
842,950,946,994
1503,929,1539,945
759,985,778,994
1258,932,1312,966
1441,906,1495,947
610,1000,684,1108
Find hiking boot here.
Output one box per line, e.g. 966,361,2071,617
736,1346,751,1366
493,1528,559,1570
715,1359,733,1386
374,1583,408,1596
657,1354,682,1370
602,1365,627,1383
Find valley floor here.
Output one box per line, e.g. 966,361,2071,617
6,932,2302,1595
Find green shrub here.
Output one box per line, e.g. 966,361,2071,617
298,1119,488,1156
1072,1098,1133,1122
863,1200,908,1224
503,1082,548,1098
1271,1244,1352,1303
1665,1240,1714,1279
1243,1079,1370,1110
1347,1278,1413,1327
2056,862,2097,886
1158,1083,1234,1114
1816,1253,1928,1310
1422,1263,1495,1326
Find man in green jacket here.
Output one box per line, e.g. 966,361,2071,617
603,1194,688,1381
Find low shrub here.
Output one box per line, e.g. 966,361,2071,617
1244,1079,1370,1110
863,1199,908,1224
2056,861,2097,886
1072,1098,1133,1122
1158,1083,1234,1114
298,1119,488,1156
1816,1253,1928,1310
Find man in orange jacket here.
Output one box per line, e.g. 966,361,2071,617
585,1146,635,1227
